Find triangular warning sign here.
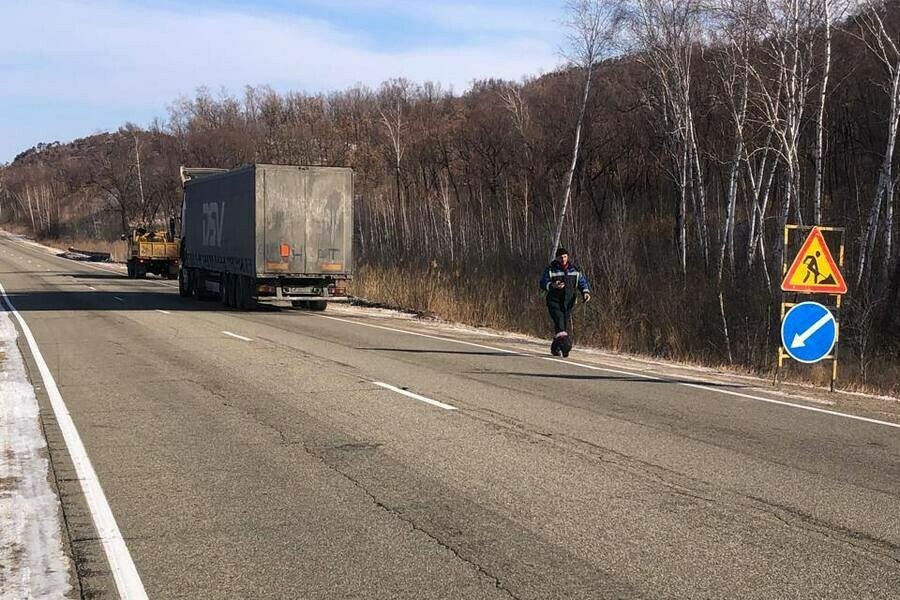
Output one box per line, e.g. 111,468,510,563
781,227,847,294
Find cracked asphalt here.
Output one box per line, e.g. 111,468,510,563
1,233,899,599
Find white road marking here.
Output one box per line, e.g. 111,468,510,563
155,309,172,315
4,235,896,430
113,296,124,302
373,381,457,410
0,280,149,599
222,331,252,341
88,286,97,291
319,314,900,430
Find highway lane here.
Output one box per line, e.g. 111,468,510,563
1,234,898,599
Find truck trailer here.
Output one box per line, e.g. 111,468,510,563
178,164,353,310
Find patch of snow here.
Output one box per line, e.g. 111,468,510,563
0,308,71,598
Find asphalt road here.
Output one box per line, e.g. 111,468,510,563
1,233,899,599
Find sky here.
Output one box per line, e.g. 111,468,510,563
0,0,566,163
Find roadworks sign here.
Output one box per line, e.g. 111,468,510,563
781,227,847,294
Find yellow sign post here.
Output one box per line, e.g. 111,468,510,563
776,226,846,392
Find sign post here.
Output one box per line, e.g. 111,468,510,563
775,226,846,391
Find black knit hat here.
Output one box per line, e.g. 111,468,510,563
555,247,569,257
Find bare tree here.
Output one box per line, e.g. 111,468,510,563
553,0,622,261
379,79,411,247
855,0,900,287
749,0,822,279
626,0,709,275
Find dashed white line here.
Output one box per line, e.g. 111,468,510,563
222,331,252,342
87,286,97,291
373,381,457,410
155,309,172,315
0,280,148,599
113,296,124,302
319,314,900,430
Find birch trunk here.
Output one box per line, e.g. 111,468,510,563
551,63,592,260
812,1,831,225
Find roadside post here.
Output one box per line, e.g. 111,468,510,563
775,226,847,391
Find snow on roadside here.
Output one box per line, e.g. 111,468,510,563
0,309,71,598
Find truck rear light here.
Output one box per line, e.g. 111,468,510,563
280,243,291,258
257,284,275,295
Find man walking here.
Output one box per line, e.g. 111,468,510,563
539,247,591,357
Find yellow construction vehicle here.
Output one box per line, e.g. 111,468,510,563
123,228,180,279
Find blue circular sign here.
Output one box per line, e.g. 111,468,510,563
781,301,837,363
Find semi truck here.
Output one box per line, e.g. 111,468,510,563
178,164,353,310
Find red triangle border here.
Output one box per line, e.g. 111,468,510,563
781,227,847,294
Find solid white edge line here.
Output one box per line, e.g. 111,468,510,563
319,314,900,430
373,381,457,410
222,331,252,342
0,281,149,599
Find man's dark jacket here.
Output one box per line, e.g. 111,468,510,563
539,260,591,309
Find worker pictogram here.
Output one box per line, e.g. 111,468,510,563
781,226,847,294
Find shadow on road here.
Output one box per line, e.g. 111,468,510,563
483,371,747,389
0,290,279,313
67,272,133,280
357,347,512,357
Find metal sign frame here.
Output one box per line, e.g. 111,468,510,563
775,225,845,392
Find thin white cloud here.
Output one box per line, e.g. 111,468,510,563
0,0,561,107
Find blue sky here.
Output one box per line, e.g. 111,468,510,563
0,0,565,163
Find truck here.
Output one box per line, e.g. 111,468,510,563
123,227,180,279
178,164,353,310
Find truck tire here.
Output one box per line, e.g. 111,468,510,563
194,270,214,300
178,269,191,298
126,261,135,278
308,300,328,311
237,275,256,311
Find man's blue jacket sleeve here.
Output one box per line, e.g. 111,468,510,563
539,266,551,292
578,271,591,293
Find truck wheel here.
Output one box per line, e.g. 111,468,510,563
127,262,135,278
291,300,309,309
308,300,328,311
178,269,191,298
238,276,256,311
193,270,210,300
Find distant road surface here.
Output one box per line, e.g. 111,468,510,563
1,233,898,599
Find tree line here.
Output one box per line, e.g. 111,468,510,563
1,0,898,390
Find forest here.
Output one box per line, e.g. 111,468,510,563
1,0,898,392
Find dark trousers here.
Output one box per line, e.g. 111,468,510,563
547,301,573,335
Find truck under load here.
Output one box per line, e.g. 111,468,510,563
181,164,353,278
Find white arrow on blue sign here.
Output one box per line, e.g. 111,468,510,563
780,301,837,363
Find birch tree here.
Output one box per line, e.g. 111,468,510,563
856,0,900,287
553,0,622,261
